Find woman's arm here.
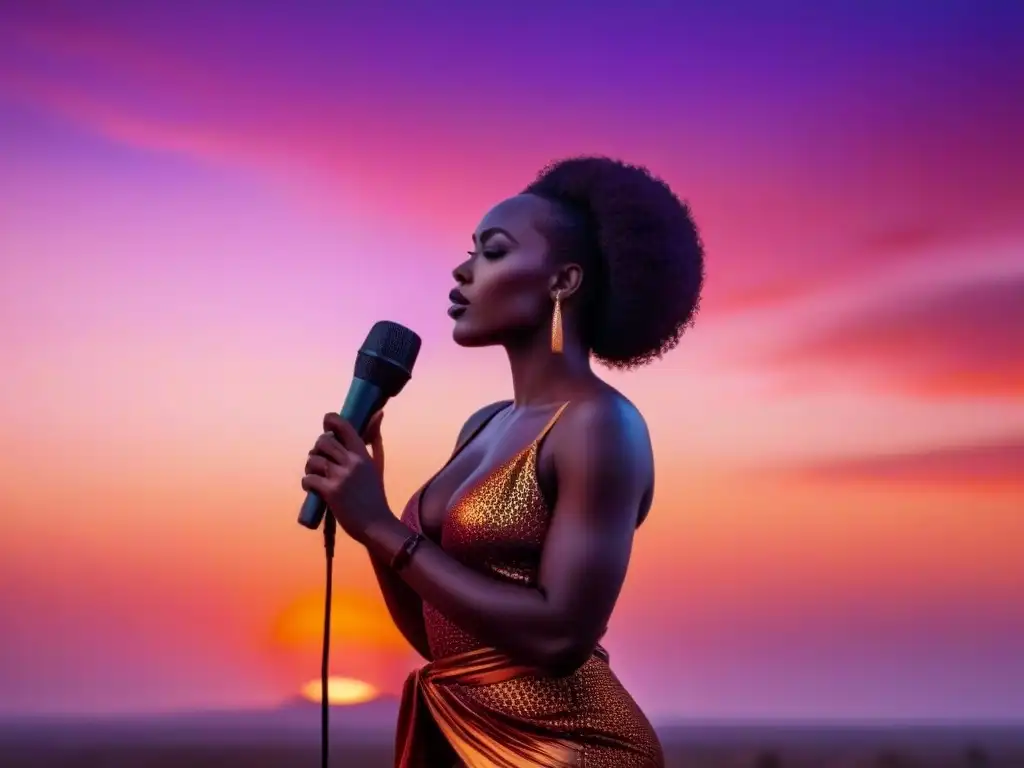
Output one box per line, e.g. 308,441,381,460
365,401,513,662
368,556,433,660
358,396,652,676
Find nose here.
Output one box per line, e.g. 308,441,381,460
452,256,472,285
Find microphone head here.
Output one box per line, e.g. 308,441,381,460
355,321,422,396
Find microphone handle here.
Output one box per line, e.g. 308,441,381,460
297,378,389,529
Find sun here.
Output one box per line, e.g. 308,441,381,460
300,676,379,706
272,589,408,652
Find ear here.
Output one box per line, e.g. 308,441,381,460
548,263,584,300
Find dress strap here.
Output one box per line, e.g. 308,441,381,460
534,401,570,445
453,400,513,455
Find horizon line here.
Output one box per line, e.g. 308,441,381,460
1,707,1021,729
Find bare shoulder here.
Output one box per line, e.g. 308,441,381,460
561,387,649,444
540,387,654,530
551,387,653,477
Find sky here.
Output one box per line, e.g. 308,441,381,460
0,0,1022,722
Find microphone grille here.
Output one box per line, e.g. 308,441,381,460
356,321,422,395
364,321,421,369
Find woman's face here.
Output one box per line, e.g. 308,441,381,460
449,194,557,349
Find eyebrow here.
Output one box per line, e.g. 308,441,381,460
473,227,519,246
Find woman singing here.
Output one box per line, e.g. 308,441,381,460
301,156,705,767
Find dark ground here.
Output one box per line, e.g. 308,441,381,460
1,715,1020,767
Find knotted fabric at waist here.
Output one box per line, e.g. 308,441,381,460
394,645,610,768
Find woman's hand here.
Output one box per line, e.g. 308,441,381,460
302,411,392,542
363,410,385,476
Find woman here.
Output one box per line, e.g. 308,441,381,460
301,156,705,767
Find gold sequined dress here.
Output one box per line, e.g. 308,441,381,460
394,403,664,767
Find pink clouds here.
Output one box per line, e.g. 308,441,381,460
789,437,1024,492
758,274,1024,399
0,70,241,165
0,14,500,235
7,0,1020,317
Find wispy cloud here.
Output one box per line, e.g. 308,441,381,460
758,274,1024,399
0,12,541,234
787,437,1024,491
858,223,956,259
2,2,1021,312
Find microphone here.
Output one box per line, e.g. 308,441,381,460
298,320,422,530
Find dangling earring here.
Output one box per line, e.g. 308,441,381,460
550,291,563,354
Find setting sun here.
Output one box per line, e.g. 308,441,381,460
273,589,409,652
300,677,379,706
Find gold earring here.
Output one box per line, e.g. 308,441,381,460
551,291,563,354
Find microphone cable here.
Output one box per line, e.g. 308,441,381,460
320,512,337,768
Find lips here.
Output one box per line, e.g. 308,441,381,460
448,287,469,319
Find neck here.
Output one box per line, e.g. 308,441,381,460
503,328,593,408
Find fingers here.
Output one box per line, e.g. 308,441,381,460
304,453,333,477
323,412,370,455
364,411,384,443
366,411,385,474
370,432,385,475
301,474,329,496
311,432,349,465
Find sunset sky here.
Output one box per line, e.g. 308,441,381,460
1,1,1022,722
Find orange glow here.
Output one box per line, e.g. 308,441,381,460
300,676,378,706
272,588,409,652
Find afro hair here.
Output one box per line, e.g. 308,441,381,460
523,156,705,370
